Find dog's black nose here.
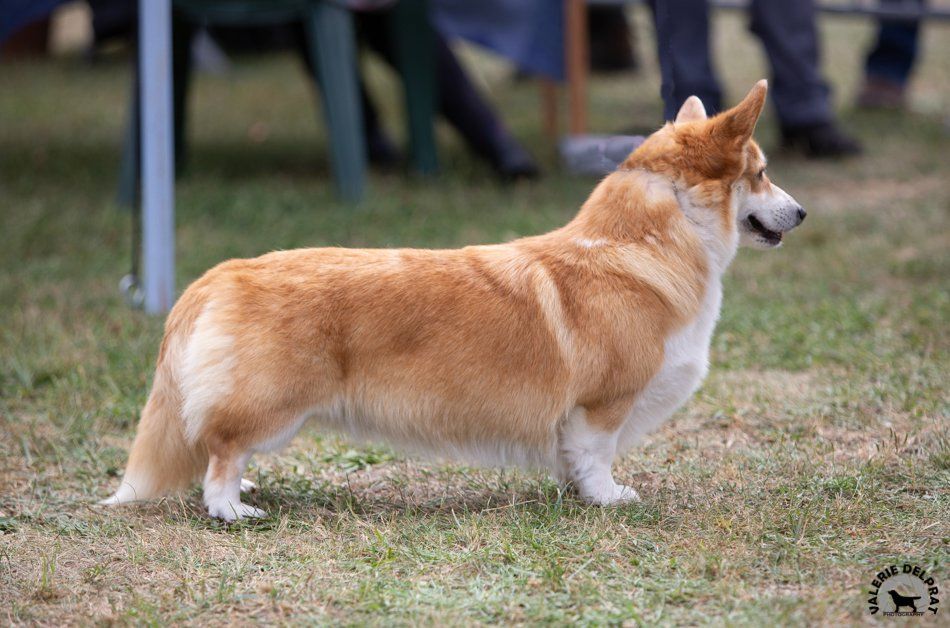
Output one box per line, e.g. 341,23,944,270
797,207,807,223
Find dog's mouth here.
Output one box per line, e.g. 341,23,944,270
745,215,783,245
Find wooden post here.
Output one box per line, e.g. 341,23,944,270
565,0,588,135
139,0,175,314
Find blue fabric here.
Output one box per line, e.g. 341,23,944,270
430,0,564,80
0,0,69,43
3,0,568,79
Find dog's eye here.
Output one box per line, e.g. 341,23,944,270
756,168,766,180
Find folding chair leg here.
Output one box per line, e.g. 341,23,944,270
389,0,438,175
304,2,366,203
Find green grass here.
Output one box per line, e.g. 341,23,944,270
1,9,948,625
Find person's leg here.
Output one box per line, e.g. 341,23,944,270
866,22,920,86
865,0,921,85
588,5,638,73
859,0,922,108
358,80,401,166
359,11,537,179
749,0,861,157
649,0,722,120
430,35,537,178
291,19,399,167
749,0,830,127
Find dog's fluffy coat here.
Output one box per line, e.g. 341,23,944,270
102,81,805,519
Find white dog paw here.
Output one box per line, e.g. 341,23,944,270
240,478,257,493
582,483,640,506
610,484,641,504
207,500,267,521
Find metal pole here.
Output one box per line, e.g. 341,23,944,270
139,0,175,314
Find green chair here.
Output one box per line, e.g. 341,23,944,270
118,0,438,206
388,0,438,175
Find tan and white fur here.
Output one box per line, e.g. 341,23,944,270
101,81,805,520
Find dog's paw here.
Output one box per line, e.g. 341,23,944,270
240,478,257,493
207,500,267,522
610,484,641,504
582,483,641,506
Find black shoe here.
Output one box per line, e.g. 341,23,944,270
490,139,540,181
366,130,401,169
780,122,863,159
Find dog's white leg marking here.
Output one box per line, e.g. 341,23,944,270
240,478,256,493
204,452,265,521
560,407,639,505
618,275,722,453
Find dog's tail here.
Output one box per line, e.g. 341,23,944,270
100,377,207,505
100,287,211,505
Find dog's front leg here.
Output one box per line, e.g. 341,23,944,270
559,400,639,505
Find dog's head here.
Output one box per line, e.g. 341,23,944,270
622,80,805,250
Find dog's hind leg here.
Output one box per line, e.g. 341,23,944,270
559,400,639,505
202,437,265,521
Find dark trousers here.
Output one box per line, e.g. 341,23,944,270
293,11,514,166
357,12,512,165
865,0,922,86
651,0,832,127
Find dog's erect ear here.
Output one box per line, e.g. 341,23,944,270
675,96,707,123
712,79,768,145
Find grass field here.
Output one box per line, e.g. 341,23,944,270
1,9,948,625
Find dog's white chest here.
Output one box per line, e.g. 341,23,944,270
618,278,723,450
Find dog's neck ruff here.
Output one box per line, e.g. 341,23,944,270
616,166,738,276
615,166,681,196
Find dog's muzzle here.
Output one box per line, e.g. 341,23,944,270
745,203,806,245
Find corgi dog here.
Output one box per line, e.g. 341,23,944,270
101,81,805,520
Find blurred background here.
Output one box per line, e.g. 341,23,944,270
2,0,946,312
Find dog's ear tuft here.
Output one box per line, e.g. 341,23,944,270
675,96,707,123
712,79,768,146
